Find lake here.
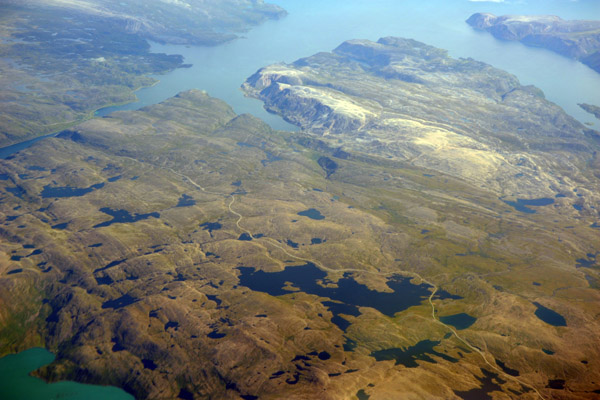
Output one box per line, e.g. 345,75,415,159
0,132,58,159
532,302,567,327
0,347,133,400
237,262,460,332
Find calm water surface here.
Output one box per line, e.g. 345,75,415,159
97,0,600,128
3,0,599,158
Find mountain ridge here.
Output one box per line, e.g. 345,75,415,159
466,12,600,73
243,37,600,197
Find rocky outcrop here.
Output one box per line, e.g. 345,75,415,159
579,103,600,120
243,37,600,197
467,13,600,73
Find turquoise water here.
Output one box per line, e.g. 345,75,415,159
96,0,600,129
0,347,133,400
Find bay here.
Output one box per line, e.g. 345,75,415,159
0,347,133,400
98,0,600,127
4,0,600,158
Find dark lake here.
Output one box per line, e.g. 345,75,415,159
237,262,460,331
503,198,554,214
495,359,520,377
370,340,458,368
6,186,25,199
41,183,104,198
0,132,58,159
238,233,253,241
176,194,196,207
141,359,157,371
439,313,477,330
297,208,325,220
200,221,222,233
454,368,506,400
547,379,565,390
356,389,370,400
207,330,226,339
533,302,567,327
93,208,160,228
51,222,69,230
576,253,597,269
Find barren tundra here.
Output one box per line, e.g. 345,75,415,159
1,37,600,399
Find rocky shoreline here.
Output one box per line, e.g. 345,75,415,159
467,13,600,73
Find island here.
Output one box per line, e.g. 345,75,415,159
466,13,600,73
579,103,600,120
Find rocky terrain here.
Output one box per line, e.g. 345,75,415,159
0,0,285,146
243,37,600,198
466,13,600,74
6,0,287,46
579,103,600,120
1,43,600,398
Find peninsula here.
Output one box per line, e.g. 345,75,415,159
466,13,600,73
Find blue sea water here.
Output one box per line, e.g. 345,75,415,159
96,0,600,130
3,0,599,158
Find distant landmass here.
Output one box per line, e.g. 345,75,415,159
0,0,286,147
466,13,600,73
579,103,600,120
243,37,599,195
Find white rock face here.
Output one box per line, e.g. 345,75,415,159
243,37,600,198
